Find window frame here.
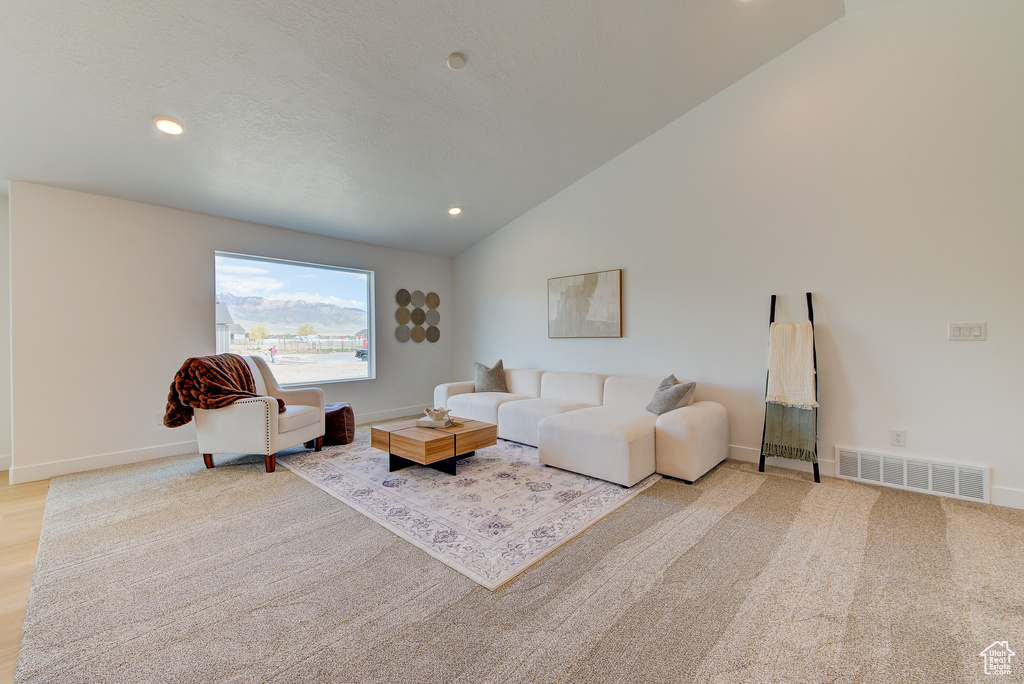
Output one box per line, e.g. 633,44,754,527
215,251,375,386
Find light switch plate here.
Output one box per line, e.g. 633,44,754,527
948,322,986,341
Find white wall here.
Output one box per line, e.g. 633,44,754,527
0,195,11,472
453,0,1024,506
9,182,453,483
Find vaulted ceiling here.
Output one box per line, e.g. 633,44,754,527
0,1,845,256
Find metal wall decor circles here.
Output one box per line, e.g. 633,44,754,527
395,288,441,343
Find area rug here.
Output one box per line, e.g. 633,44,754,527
279,437,659,590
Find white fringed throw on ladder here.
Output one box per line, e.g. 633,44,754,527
766,321,818,409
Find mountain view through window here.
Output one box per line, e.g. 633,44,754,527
215,253,373,384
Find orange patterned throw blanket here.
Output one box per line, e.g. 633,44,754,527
163,353,284,428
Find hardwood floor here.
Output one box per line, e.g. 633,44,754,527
0,476,48,684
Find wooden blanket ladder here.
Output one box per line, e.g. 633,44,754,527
758,292,820,483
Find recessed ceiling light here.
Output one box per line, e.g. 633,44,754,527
448,206,462,216
154,117,184,135
447,52,467,70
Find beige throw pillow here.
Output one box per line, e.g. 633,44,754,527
474,360,508,393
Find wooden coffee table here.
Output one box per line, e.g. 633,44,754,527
370,418,497,475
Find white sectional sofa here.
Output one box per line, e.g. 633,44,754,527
434,368,729,487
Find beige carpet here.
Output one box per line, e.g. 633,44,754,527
15,438,1024,682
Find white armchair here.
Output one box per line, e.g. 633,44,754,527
194,355,325,472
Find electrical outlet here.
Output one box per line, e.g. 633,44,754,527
890,429,907,447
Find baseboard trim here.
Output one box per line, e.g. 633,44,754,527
6,403,432,484
729,444,836,478
8,434,1022,510
992,486,1024,511
355,404,431,425
8,441,199,484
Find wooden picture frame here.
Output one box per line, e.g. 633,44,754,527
547,269,622,338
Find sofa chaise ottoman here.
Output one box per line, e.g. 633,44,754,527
538,375,728,486
497,371,606,446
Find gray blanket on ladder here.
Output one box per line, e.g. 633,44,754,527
761,402,817,463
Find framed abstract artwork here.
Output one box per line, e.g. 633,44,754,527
547,269,622,338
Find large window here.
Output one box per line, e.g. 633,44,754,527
215,252,373,384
